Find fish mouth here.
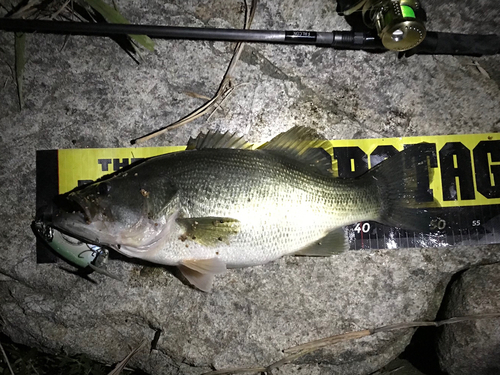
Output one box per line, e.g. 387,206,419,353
34,199,94,246
47,195,112,246
54,194,93,224
35,194,94,240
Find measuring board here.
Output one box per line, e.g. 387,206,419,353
36,132,500,262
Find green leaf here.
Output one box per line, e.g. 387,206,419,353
14,32,26,110
83,0,155,52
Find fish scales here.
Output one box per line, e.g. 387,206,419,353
115,148,380,266
44,127,438,291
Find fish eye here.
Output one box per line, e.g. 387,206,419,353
98,182,111,196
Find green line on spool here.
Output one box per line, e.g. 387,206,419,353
401,5,415,18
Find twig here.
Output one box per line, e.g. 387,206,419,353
371,365,404,374
204,312,500,375
371,312,500,334
0,58,15,87
469,60,490,79
50,0,70,20
132,0,258,144
0,341,15,375
185,91,212,101
205,367,267,375
206,82,250,122
10,0,41,19
31,363,40,375
14,31,26,110
283,329,370,355
63,1,88,23
107,340,147,375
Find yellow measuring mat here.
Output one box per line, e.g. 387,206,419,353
35,132,500,261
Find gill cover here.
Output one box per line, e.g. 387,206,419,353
51,163,179,248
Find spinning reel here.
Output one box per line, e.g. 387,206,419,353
338,0,426,51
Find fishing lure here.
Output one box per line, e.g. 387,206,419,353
32,220,120,280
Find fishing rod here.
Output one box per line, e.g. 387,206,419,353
0,0,498,56
0,18,386,50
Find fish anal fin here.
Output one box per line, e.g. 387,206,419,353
295,227,348,256
186,130,253,150
178,258,226,292
176,217,240,246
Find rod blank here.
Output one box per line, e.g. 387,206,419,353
0,18,383,50
0,18,498,55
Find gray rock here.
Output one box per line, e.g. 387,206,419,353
0,0,500,374
437,263,500,375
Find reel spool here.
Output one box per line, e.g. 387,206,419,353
338,0,426,51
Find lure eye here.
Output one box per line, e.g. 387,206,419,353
98,182,110,196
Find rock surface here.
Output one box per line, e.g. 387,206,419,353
0,0,500,374
437,263,500,375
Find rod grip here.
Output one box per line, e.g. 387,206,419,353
407,32,500,56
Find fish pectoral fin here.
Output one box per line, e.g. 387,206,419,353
294,228,348,256
176,217,240,246
178,258,227,292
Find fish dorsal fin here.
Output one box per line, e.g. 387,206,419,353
300,148,334,174
258,126,333,174
294,227,348,256
186,130,253,150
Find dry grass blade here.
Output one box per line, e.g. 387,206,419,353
283,329,370,355
83,0,155,51
0,341,15,375
264,349,315,374
31,363,40,374
185,91,213,100
372,312,500,333
132,0,258,144
14,31,26,110
203,366,266,375
10,0,42,19
107,340,147,375
206,82,250,122
470,60,490,79
51,0,71,19
208,313,500,375
371,365,405,374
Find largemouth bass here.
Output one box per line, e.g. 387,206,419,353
43,127,436,291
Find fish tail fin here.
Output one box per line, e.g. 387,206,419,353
365,143,440,232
